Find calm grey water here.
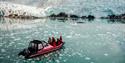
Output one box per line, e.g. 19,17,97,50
0,18,125,63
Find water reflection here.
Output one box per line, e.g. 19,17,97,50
48,17,95,23
76,21,85,24
0,17,47,30
107,19,125,23
1,18,125,27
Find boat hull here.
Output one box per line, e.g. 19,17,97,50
26,42,64,58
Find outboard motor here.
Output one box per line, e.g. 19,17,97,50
18,49,30,58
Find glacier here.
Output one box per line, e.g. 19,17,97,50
45,0,125,17
1,0,125,17
0,2,51,17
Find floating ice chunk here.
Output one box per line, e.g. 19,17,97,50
56,60,60,63
66,36,72,38
106,32,112,34
97,34,105,36
14,38,21,41
7,56,10,58
75,33,81,37
104,53,109,56
59,57,62,59
71,23,77,26
31,61,35,63
60,54,63,56
44,31,48,34
26,36,31,39
63,59,67,62
0,57,4,59
1,49,6,52
90,62,94,63
11,36,16,39
10,33,15,36
85,57,91,60
68,54,71,57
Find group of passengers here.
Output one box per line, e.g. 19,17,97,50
48,36,63,47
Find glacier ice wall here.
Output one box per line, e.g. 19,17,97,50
0,2,50,17
44,0,125,17
1,0,125,17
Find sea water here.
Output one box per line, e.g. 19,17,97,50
0,18,125,63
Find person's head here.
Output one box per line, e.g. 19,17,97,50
52,37,56,42
60,36,62,40
57,38,60,41
48,37,51,40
